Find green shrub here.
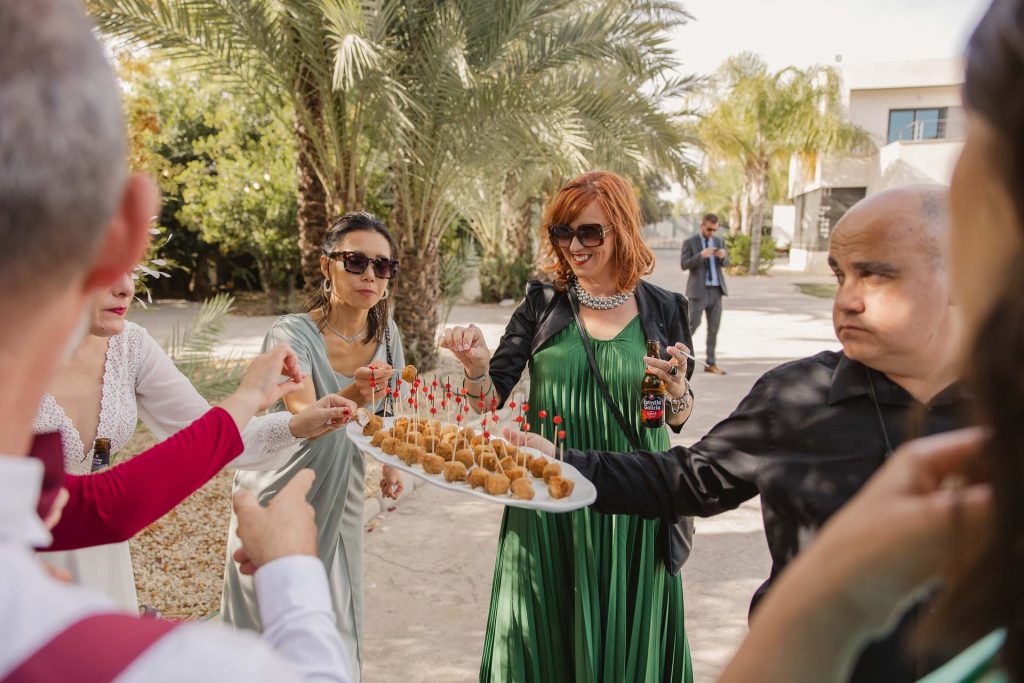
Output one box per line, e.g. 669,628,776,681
479,253,535,303
724,233,777,275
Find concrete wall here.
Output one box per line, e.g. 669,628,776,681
840,58,964,101
870,138,964,191
771,205,795,247
847,86,964,147
790,153,873,197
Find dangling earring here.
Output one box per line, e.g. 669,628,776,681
380,288,389,300
322,278,333,295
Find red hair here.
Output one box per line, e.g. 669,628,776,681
540,170,655,291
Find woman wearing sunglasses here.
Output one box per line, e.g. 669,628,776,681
441,170,696,682
222,212,405,682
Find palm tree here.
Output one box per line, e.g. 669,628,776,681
88,0,410,289
88,0,697,368
698,53,870,273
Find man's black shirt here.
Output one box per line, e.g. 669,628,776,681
564,350,971,682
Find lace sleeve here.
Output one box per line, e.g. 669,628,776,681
229,411,301,471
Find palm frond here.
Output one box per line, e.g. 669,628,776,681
161,293,245,399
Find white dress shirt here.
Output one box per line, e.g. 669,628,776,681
0,456,352,682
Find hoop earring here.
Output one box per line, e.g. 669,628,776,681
322,278,332,295
380,288,389,300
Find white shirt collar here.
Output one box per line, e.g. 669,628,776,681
0,456,53,548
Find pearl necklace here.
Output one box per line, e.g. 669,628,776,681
571,278,633,310
324,317,368,343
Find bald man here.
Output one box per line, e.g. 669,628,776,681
520,186,968,682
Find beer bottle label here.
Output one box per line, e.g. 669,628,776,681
91,451,109,473
641,393,665,421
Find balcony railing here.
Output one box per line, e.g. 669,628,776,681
891,115,965,143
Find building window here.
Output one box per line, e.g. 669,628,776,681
887,108,948,144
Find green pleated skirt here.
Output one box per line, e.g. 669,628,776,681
480,318,693,682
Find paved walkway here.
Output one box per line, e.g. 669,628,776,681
360,252,839,683
132,250,838,683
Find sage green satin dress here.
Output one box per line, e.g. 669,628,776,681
221,313,404,683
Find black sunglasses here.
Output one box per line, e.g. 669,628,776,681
325,250,400,279
548,223,607,248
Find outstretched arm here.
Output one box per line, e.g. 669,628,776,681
48,345,306,550
49,407,243,550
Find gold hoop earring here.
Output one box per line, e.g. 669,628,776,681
380,288,389,300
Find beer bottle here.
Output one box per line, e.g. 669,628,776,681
641,340,666,428
91,437,111,473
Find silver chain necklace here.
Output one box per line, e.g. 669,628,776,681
323,317,368,343
571,277,633,310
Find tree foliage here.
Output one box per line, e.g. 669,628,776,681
89,0,699,367
176,95,300,312
697,53,870,271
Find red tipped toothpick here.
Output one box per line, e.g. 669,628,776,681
558,429,566,461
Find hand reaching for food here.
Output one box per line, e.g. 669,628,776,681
503,426,555,457
380,464,404,500
352,363,394,406
439,325,491,377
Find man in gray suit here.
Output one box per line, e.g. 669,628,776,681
681,213,729,374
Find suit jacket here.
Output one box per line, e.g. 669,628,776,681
488,279,695,573
681,234,730,298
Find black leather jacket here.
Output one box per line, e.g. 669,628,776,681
488,279,696,574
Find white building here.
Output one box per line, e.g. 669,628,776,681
785,58,966,272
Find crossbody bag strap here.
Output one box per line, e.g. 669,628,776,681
379,321,394,417
567,290,643,451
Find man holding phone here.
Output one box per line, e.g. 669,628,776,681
681,213,730,374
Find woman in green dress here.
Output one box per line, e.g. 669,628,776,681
441,171,697,682
710,1,1024,681
222,212,406,682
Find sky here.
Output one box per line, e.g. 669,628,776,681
669,0,992,76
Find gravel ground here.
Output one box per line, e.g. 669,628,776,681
123,352,465,620
125,423,386,620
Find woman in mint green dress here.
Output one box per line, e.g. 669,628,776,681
441,171,697,681
715,1,1024,681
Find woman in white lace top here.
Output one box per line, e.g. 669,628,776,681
34,273,356,611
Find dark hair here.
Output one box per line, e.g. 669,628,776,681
304,212,399,345
702,213,719,224
916,0,1024,675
